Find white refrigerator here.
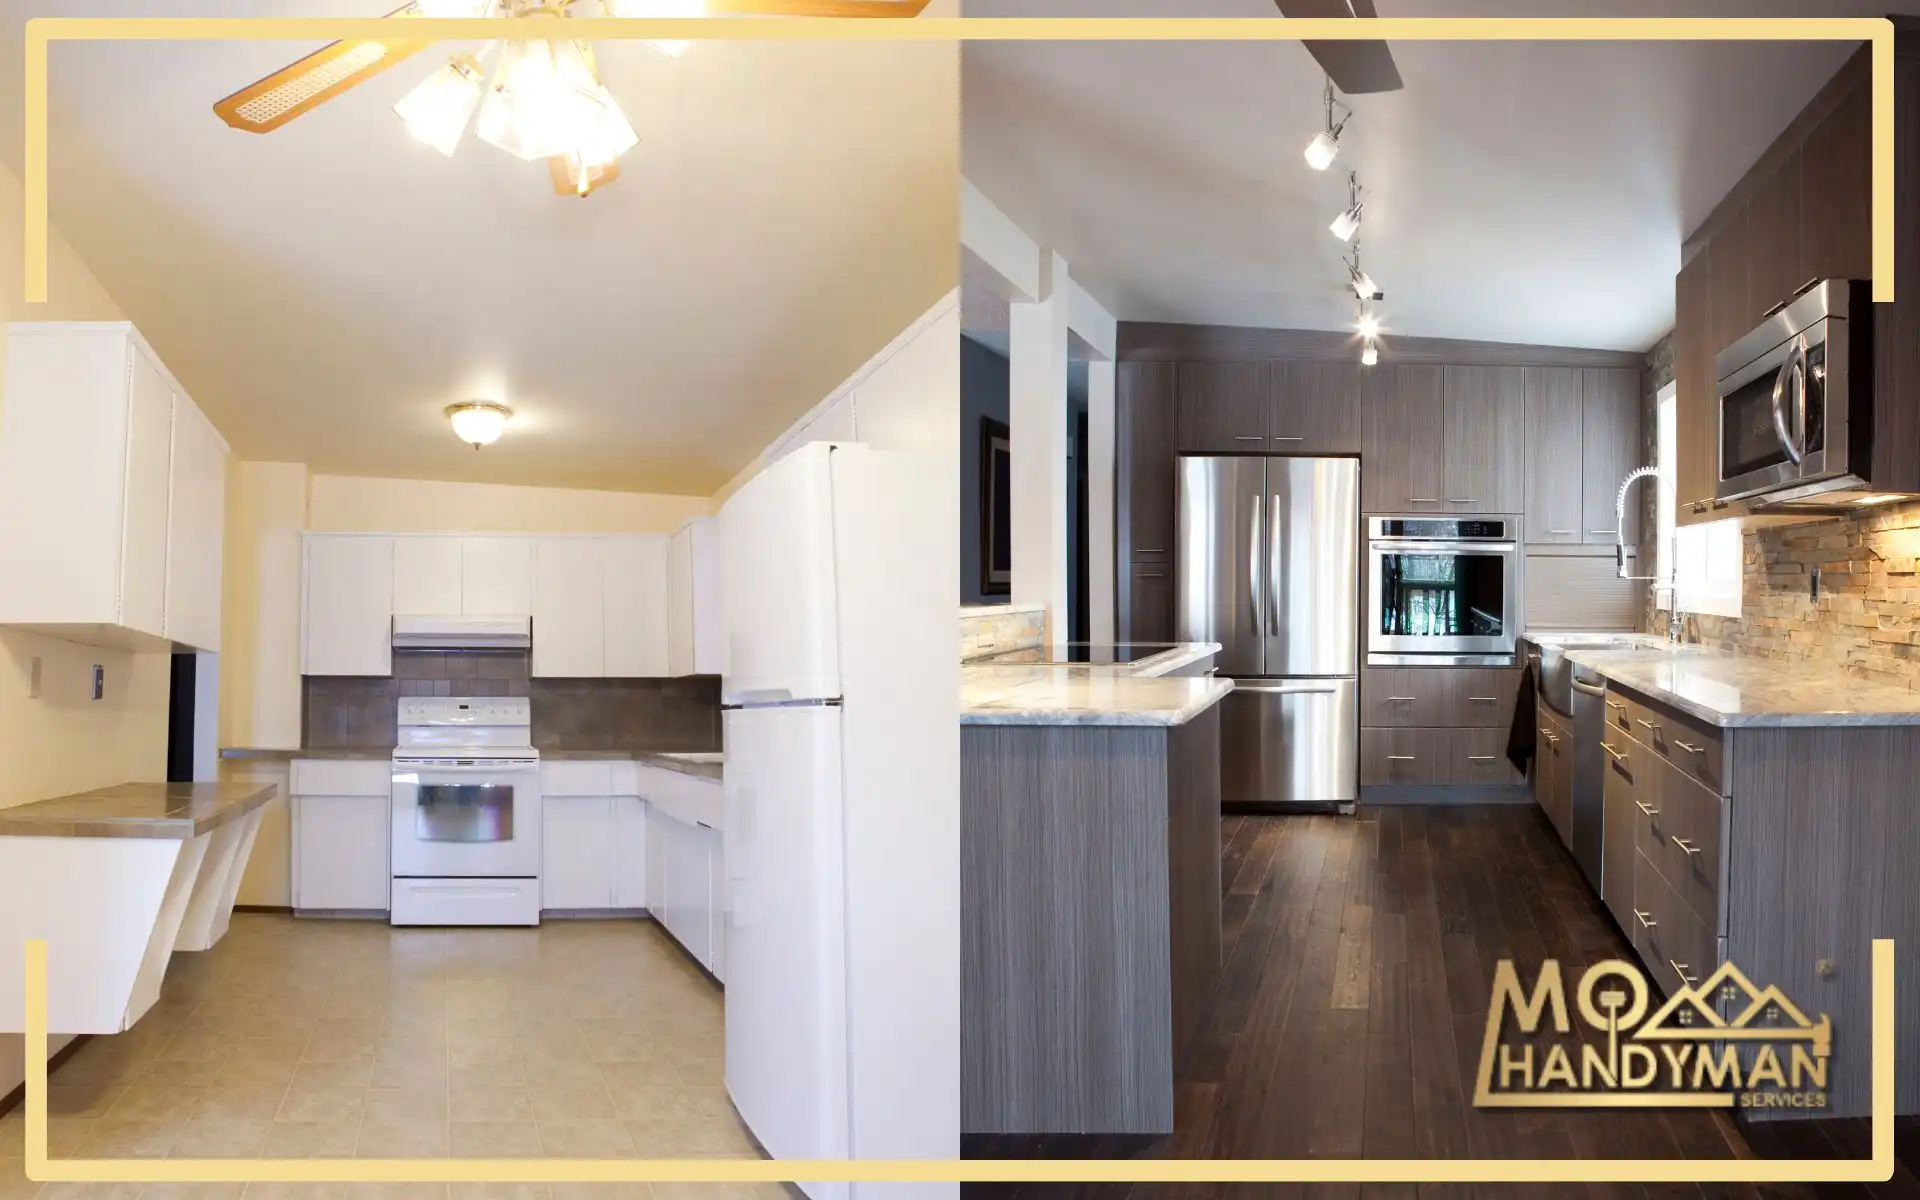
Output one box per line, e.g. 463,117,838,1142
719,441,958,1200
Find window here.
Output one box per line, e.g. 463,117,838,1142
1655,383,1743,618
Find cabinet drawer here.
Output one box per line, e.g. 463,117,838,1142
1634,740,1726,934
540,761,615,797
1361,667,1450,727
1632,849,1720,1001
1603,686,1632,736
1621,690,1726,795
290,759,391,797
1599,734,1639,933
1448,727,1523,785
1536,709,1575,847
1361,727,1448,785
1455,667,1522,729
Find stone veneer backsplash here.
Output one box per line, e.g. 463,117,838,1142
1638,330,1920,688
302,650,723,751
959,605,1046,662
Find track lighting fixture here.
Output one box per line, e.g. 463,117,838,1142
1304,77,1349,171
1330,170,1364,242
1346,244,1381,301
1357,307,1381,341
1361,340,1379,367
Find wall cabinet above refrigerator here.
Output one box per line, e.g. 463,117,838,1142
0,322,228,653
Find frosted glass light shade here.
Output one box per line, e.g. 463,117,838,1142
1304,130,1339,170
394,57,484,156
475,38,606,161
1330,204,1362,242
448,402,511,448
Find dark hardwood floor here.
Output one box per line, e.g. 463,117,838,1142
962,805,1920,1200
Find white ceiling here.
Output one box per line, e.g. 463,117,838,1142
0,0,955,495
963,0,1910,352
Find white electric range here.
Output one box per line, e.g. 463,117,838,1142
389,696,542,926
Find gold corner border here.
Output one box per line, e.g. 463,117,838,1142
17,16,1897,304
17,938,1899,1184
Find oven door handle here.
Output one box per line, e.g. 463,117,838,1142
1369,539,1516,554
393,760,539,775
1771,337,1808,465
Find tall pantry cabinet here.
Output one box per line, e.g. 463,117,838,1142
0,322,228,652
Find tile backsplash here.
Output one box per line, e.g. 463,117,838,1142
959,604,1045,662
302,650,722,751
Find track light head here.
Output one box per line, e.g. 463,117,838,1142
1361,340,1379,367
1330,170,1364,241
1304,77,1348,171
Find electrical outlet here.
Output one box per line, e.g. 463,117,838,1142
91,664,104,701
1811,565,1822,603
27,657,41,699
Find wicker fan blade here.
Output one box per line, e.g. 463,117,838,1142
214,3,430,134
706,0,930,15
1275,0,1402,94
549,154,621,196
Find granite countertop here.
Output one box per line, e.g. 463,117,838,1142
0,782,279,840
222,747,723,777
220,747,390,761
635,752,724,782
962,666,1234,727
1562,644,1920,728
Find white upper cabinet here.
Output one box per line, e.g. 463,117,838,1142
0,322,228,651
532,537,606,678
302,536,394,676
604,535,670,678
392,537,463,616
461,536,532,615
667,517,725,677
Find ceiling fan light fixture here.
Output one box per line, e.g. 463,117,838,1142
609,0,708,57
447,401,512,448
394,55,485,155
475,37,607,161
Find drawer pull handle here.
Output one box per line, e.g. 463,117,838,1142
1601,742,1628,765
1233,435,1265,441
1136,572,1167,578
1273,436,1305,442
1672,740,1705,756
1467,696,1497,703
1634,909,1656,930
1548,528,1576,535
1635,718,1662,732
1672,836,1701,857
1589,529,1619,535
1136,548,1166,554
1634,799,1660,817
1387,755,1417,762
1448,497,1480,504
1669,959,1699,987
1409,498,1443,504
1466,755,1497,762
1605,700,1624,712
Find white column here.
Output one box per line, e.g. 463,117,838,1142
1086,359,1116,645
1008,252,1071,640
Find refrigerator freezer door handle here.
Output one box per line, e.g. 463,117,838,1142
1269,493,1284,646
1249,492,1264,639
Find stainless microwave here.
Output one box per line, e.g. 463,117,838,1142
1716,279,1872,506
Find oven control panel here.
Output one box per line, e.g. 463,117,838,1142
399,697,530,728
1370,517,1511,541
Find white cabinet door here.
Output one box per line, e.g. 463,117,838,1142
613,796,648,910
163,394,227,653
701,820,725,981
392,537,462,616
603,535,669,678
293,795,391,911
668,518,724,677
532,538,605,678
650,805,711,966
303,536,394,676
462,537,533,615
119,344,174,638
542,796,614,911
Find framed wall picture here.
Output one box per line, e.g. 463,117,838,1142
980,416,1011,596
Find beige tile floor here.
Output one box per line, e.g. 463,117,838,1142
0,914,784,1200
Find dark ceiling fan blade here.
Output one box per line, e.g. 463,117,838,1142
1275,0,1403,94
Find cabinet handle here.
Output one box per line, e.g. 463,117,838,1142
1601,743,1627,765
1409,497,1442,504
1635,717,1662,733
1605,700,1624,712
1466,755,1497,762
1672,739,1705,756
1634,909,1657,930
1136,548,1166,554
1634,799,1659,817
1233,435,1264,442
1387,696,1416,702
1589,529,1619,535
1691,501,1710,514
1547,528,1576,535
1671,836,1701,856
1136,572,1166,579
1448,497,1480,504
1467,696,1497,703
1669,959,1698,987
1387,755,1417,761
1273,436,1305,442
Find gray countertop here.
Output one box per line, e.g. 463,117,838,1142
0,782,279,840
221,747,723,775
961,664,1232,727
220,747,388,761
1562,644,1920,728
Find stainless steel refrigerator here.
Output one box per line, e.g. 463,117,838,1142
1177,456,1360,810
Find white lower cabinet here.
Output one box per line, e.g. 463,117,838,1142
649,805,714,969
614,796,649,909
289,760,393,913
541,796,615,911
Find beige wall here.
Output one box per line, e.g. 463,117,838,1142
0,161,167,1094
307,474,711,534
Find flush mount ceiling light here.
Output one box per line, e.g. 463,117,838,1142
1330,170,1365,242
447,401,512,448
211,0,930,199
1304,77,1350,171
1345,243,1381,301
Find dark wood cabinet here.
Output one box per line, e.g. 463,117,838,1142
1746,149,1805,320
1674,252,1716,519
1175,361,1265,452
1581,368,1643,546
1523,366,1584,544
1705,203,1752,352
1272,360,1362,454
1360,363,1445,513
1124,561,1175,643
1800,77,1873,284
1441,365,1525,514
1118,361,1177,566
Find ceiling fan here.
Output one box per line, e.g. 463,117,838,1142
213,0,930,197
1275,0,1402,94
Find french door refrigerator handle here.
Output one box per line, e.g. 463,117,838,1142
1269,492,1284,644
1249,491,1264,639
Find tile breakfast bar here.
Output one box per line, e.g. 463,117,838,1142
960,653,1233,1136
0,782,278,1037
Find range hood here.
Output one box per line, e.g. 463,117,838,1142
391,615,531,651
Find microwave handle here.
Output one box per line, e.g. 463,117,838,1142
1771,338,1808,465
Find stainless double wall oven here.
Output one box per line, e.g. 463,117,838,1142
1366,517,1519,666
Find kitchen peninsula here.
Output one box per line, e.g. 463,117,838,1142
1558,644,1920,1120
0,781,278,1035
961,644,1231,1135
